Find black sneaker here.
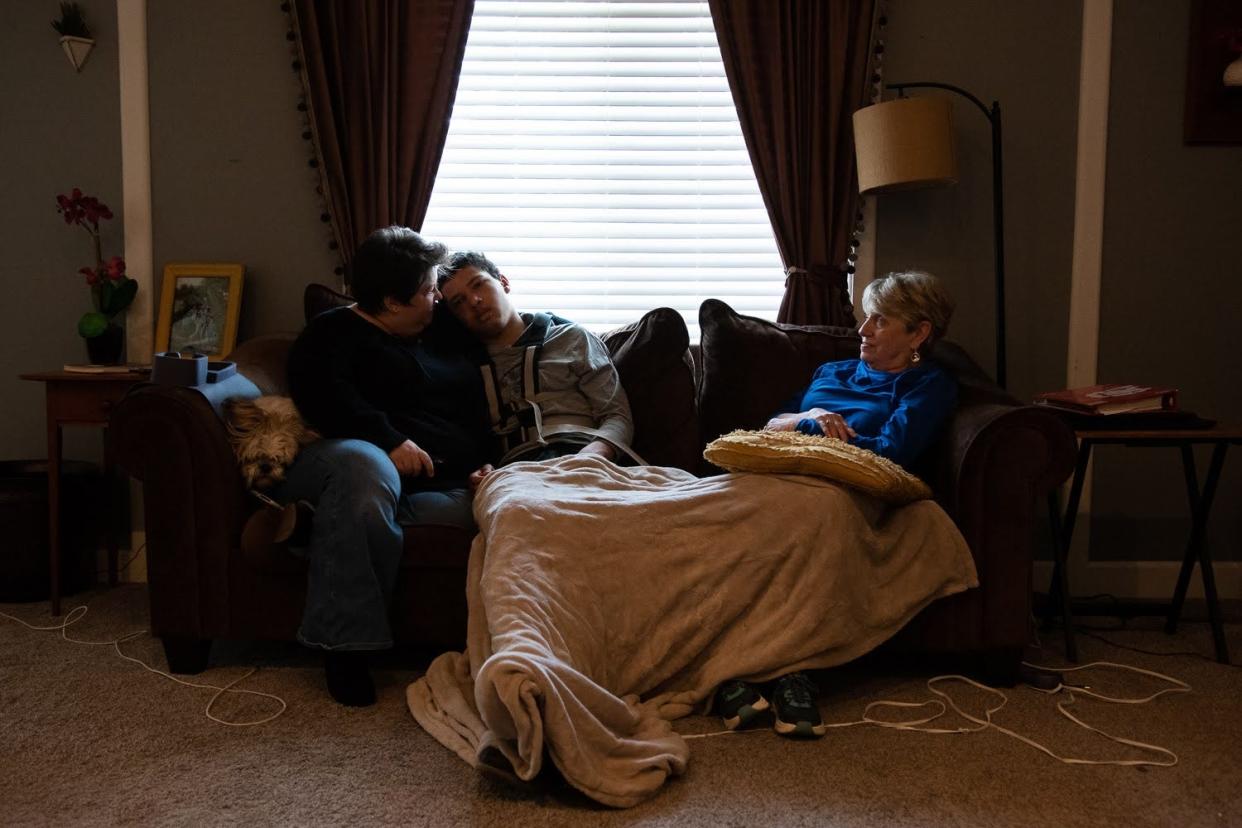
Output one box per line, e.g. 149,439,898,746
771,672,826,738
715,679,771,730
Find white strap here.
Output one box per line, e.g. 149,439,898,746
522,344,539,396
486,344,647,465
540,422,648,466
500,414,648,466
479,364,503,428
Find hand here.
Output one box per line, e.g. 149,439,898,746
797,408,856,441
468,464,495,492
388,439,435,477
577,440,616,460
764,413,801,432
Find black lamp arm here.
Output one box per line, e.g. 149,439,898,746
887,81,995,123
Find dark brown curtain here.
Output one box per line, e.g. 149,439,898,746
293,0,474,268
709,0,875,326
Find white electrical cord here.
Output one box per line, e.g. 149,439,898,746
4,598,1194,754
684,662,1189,768
1,603,286,727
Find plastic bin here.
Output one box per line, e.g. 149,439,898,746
0,460,101,602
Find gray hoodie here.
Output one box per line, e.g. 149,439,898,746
486,312,634,460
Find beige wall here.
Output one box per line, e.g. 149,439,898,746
0,1,333,464
1,0,125,462
1090,1,1242,563
879,0,1241,568
875,0,1082,408
147,1,336,342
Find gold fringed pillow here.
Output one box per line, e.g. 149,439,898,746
703,429,933,504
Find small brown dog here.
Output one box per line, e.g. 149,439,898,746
222,395,320,490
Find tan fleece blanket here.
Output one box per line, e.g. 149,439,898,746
407,455,977,807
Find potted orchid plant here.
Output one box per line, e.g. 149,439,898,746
56,188,137,363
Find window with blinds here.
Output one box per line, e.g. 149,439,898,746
421,0,785,337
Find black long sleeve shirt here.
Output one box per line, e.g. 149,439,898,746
287,306,494,490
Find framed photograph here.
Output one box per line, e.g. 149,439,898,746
1184,0,1242,144
155,263,245,360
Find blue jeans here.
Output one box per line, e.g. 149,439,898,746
277,438,475,652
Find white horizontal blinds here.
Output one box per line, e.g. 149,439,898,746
421,0,786,337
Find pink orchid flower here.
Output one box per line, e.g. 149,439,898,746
106,256,126,280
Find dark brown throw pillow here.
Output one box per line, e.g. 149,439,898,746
697,299,861,457
601,307,699,473
303,283,354,323
932,340,1018,407
227,333,296,396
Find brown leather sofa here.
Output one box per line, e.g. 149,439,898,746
111,291,1075,681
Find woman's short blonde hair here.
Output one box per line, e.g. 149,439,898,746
861,270,955,354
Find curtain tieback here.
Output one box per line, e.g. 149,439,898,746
784,264,842,286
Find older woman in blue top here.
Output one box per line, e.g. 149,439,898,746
716,270,957,739
766,269,957,468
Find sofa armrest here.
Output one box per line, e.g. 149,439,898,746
938,402,1077,512
920,401,1076,651
111,383,254,641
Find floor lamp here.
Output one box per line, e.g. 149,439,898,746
852,83,1007,388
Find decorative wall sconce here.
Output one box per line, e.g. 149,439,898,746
51,2,96,73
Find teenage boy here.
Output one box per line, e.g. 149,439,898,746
435,251,639,487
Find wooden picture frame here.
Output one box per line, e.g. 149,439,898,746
155,263,245,360
1184,0,1242,144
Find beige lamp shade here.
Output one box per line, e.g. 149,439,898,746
853,96,958,193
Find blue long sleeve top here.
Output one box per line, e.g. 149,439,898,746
776,359,958,470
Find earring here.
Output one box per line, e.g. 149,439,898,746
911,350,922,365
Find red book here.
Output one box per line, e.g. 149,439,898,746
1034,384,1178,415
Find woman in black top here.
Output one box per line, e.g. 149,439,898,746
281,226,494,707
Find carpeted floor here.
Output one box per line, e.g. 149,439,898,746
2,584,1240,826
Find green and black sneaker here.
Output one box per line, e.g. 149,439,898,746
771,672,826,738
715,679,772,730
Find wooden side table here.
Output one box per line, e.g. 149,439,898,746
1046,422,1241,664
19,370,149,616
